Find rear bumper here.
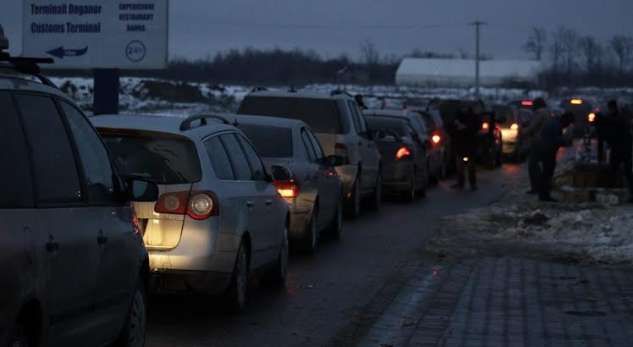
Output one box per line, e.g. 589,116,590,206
150,269,232,295
382,162,413,192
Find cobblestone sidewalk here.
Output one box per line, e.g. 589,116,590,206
359,257,633,347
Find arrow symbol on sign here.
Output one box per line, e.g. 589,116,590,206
46,46,89,59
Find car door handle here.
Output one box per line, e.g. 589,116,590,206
246,201,255,208
46,235,59,253
265,199,273,206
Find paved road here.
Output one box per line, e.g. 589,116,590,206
146,165,521,347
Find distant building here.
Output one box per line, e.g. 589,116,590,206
395,58,543,87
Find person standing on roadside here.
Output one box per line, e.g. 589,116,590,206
529,112,575,202
451,107,480,191
599,100,633,202
526,98,550,194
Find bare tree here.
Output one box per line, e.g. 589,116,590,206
579,36,604,72
360,40,381,66
524,27,547,60
550,27,579,75
610,35,633,73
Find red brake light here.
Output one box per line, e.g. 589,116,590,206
521,100,533,107
155,191,218,220
396,146,412,160
431,133,441,145
274,180,300,199
481,122,490,131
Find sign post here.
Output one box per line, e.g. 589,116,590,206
22,0,169,114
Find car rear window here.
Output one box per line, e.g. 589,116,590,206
366,116,407,136
238,124,293,158
239,96,343,134
100,130,201,184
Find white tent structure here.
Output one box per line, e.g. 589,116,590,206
395,58,543,87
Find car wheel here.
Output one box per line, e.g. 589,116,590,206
344,177,362,219
300,209,319,254
115,280,146,347
368,173,382,211
225,243,249,312
326,200,343,240
8,322,33,347
418,169,428,198
403,173,416,202
266,226,289,287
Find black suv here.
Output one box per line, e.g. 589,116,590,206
0,28,157,347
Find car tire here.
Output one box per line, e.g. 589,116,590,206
8,321,34,347
344,177,362,219
115,280,147,347
326,200,343,240
265,226,289,287
300,209,319,254
403,173,416,203
225,243,249,313
368,173,382,211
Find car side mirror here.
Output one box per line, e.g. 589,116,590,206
129,179,159,202
271,165,293,182
324,154,345,167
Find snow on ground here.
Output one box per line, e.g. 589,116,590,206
433,158,633,265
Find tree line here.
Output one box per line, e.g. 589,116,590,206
525,26,633,88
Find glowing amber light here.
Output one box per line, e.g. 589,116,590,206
510,123,519,131
570,98,584,105
482,122,490,130
588,112,596,123
432,134,441,144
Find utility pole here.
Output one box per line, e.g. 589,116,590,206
470,20,487,99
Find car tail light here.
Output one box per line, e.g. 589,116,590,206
521,100,533,107
155,191,218,220
510,123,519,131
274,180,300,199
396,146,412,160
482,122,490,130
588,112,596,123
431,133,441,145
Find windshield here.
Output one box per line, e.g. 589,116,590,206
239,96,343,134
100,131,201,184
238,124,294,158
366,116,407,136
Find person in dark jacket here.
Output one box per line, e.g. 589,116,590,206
450,107,480,191
529,112,575,202
526,98,549,194
597,100,633,202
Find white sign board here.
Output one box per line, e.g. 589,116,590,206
22,0,168,69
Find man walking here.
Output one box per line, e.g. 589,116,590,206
529,112,575,202
451,107,480,191
526,98,549,194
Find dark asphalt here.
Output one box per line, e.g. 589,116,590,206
146,164,521,347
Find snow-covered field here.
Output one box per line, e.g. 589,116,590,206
48,76,633,117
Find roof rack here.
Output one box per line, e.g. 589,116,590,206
0,25,57,89
179,114,238,131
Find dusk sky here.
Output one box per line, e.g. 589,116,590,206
2,0,633,60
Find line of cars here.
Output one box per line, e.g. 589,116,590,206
0,28,535,346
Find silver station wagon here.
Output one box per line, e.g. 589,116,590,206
93,114,290,312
